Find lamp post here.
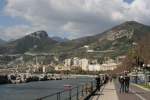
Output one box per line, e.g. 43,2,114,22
143,64,147,85
134,67,138,84
143,64,150,85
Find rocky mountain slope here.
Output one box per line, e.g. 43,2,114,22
49,21,150,59
52,36,69,42
0,21,150,59
0,31,57,54
0,39,6,46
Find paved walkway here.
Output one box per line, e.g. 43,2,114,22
91,81,150,100
92,81,119,100
114,81,150,100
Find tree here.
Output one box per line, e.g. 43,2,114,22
113,33,150,73
137,34,150,65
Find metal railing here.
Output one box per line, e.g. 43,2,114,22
36,81,97,100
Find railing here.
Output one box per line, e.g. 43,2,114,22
36,81,97,100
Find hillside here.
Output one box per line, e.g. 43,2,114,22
0,39,6,46
52,36,69,42
0,21,150,60
0,31,57,54
49,21,150,59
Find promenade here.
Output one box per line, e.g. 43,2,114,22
91,81,150,100
92,81,119,100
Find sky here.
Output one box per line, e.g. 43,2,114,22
0,0,150,41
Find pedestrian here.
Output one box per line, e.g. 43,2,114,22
124,74,130,93
109,75,112,82
95,75,101,91
118,75,125,93
104,75,109,84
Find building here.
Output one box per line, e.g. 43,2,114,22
116,56,126,63
62,57,119,72
88,64,100,71
64,59,71,69
55,65,70,71
63,58,89,71
88,63,118,71
100,63,118,71
42,66,46,73
80,58,89,71
72,57,80,66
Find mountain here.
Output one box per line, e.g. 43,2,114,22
52,36,69,42
0,39,6,45
0,30,57,54
49,21,150,59
0,21,150,59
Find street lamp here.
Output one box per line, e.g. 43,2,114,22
143,64,150,85
143,64,147,84
135,68,138,84
132,67,138,84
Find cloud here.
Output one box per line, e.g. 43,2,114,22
0,25,31,40
1,0,150,40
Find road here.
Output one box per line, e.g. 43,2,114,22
115,80,150,100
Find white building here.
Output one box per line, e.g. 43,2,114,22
63,58,89,71
80,58,89,71
64,59,71,70
72,57,80,67
62,57,119,72
55,65,70,71
88,63,118,72
100,63,118,71
55,59,72,71
116,56,126,63
42,66,46,73
88,64,100,71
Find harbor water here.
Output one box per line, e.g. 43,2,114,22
0,77,94,100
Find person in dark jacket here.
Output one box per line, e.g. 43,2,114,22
124,74,130,92
95,75,101,91
104,75,109,84
118,75,125,93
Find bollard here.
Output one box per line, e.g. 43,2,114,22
82,85,84,96
85,83,88,96
36,99,42,100
91,81,93,93
69,88,72,100
57,92,61,100
76,87,79,100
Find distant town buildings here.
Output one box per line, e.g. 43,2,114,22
88,57,119,71
0,56,123,74
61,57,121,72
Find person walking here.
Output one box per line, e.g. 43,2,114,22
95,75,101,91
118,75,125,93
109,77,112,82
124,74,130,93
104,74,109,84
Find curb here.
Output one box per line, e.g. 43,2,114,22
132,83,150,92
